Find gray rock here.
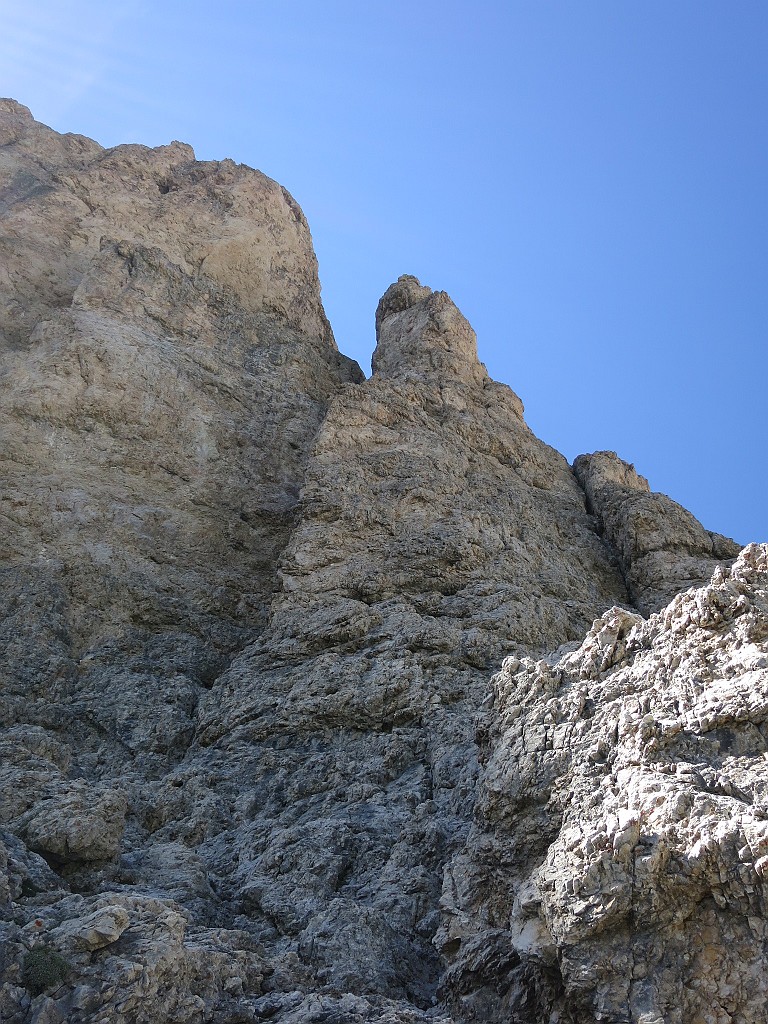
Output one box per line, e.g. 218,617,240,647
441,544,768,1023
0,94,362,722
51,903,130,951
20,786,128,863
0,100,754,1024
574,450,741,612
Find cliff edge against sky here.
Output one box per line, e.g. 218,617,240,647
1,99,765,1024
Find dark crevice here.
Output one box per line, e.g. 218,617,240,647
570,463,638,611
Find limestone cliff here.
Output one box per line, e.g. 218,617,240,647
0,102,761,1024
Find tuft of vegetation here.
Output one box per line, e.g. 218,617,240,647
21,945,70,995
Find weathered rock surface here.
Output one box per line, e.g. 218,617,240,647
0,95,362,672
440,543,768,1023
0,102,755,1024
574,451,742,614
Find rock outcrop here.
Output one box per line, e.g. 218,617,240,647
441,543,768,1024
0,102,757,1024
574,451,741,614
0,96,362,664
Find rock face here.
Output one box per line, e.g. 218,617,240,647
574,451,741,615
441,543,768,1024
0,96,362,668
0,102,757,1024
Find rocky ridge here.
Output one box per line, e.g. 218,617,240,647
0,101,761,1024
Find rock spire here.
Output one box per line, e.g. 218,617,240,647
373,274,487,384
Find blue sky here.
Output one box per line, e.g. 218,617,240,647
2,1,766,544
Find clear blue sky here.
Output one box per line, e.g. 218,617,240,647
2,1,766,544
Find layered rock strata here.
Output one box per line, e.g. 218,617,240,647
0,102,754,1024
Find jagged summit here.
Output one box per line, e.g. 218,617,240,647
374,274,432,329
373,274,487,384
0,104,761,1024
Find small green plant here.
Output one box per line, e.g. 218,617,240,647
21,945,70,996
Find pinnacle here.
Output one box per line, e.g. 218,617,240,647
374,274,432,335
372,275,486,383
